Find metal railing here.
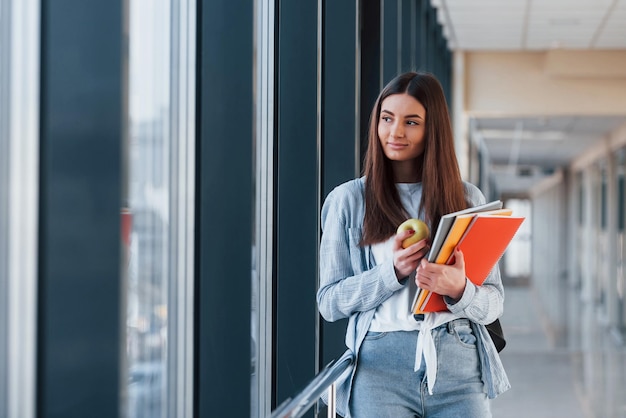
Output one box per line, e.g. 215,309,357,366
270,351,355,418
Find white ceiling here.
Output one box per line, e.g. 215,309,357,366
432,0,626,196
435,0,626,51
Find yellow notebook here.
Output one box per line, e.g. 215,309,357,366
434,214,475,264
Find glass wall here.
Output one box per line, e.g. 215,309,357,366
124,0,196,417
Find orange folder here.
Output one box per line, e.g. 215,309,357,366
413,213,524,314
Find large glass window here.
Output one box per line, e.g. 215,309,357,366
123,1,196,417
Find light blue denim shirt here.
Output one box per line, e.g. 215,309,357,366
317,177,510,417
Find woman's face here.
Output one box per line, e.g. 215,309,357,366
377,93,426,163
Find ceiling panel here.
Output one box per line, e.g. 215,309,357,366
437,0,626,51
433,0,626,195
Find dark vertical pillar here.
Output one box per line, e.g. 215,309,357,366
424,5,435,72
413,0,451,106
196,0,254,416
416,0,428,71
360,0,381,166
442,45,453,114
275,0,319,413
38,0,123,416
400,0,412,72
381,0,399,85
434,29,444,79
428,7,438,73
320,0,359,369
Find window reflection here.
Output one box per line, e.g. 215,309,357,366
124,0,171,416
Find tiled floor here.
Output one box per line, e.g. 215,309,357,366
491,285,626,418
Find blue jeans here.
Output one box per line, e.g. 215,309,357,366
350,319,491,418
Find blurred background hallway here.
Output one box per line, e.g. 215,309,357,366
493,285,593,418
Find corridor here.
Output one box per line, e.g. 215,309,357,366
493,285,626,418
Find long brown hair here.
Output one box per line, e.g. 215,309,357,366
361,71,468,246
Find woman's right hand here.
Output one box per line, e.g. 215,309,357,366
392,230,429,281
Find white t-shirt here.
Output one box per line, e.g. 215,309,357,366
369,183,423,331
369,182,457,332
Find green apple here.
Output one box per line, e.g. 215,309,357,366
397,218,429,249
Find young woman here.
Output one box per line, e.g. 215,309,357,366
317,72,510,417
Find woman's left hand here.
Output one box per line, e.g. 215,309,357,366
415,247,466,301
